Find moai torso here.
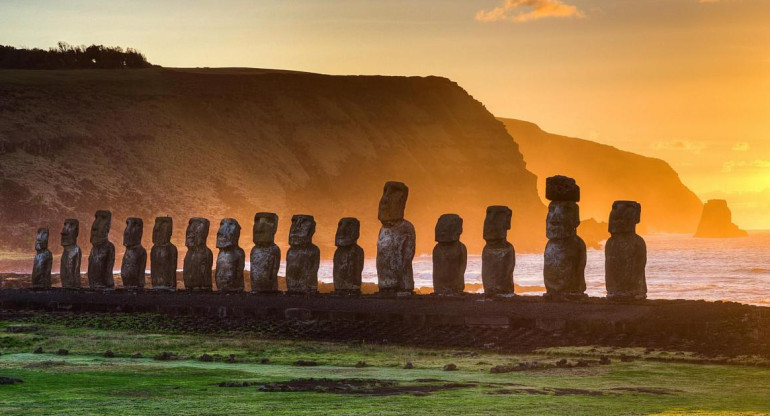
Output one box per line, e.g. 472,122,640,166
250,213,281,293
60,219,82,289
183,218,213,290
543,176,587,300
432,214,466,295
376,181,415,293
605,201,647,300
150,217,177,290
88,210,115,289
31,228,53,289
121,217,146,289
333,217,364,294
286,215,320,294
481,206,515,296
215,218,245,292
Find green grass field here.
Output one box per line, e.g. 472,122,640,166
0,316,769,416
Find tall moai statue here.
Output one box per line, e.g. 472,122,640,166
215,218,245,292
376,181,415,294
151,217,178,290
121,218,147,290
433,214,467,295
481,206,515,296
31,227,53,289
250,212,281,293
543,175,587,300
60,219,82,289
605,201,647,300
88,210,115,289
286,215,320,294
333,217,364,294
183,217,213,290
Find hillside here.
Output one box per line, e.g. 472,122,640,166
501,118,703,234
0,68,545,263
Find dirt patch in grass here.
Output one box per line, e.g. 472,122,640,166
23,360,71,369
243,378,477,396
610,387,680,395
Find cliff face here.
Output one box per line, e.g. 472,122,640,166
0,68,545,261
500,118,703,234
694,200,747,238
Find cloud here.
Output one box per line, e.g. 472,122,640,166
732,142,750,152
722,160,770,173
475,0,585,23
650,140,707,154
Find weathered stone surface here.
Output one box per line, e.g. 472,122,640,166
481,206,514,295
333,217,364,293
376,182,415,293
60,219,81,289
545,175,580,202
151,217,177,290
87,210,115,289
694,199,748,238
250,212,281,293
121,218,146,289
31,228,52,289
183,217,213,290
286,215,320,294
606,201,647,300
544,200,586,298
216,218,245,292
433,214,466,295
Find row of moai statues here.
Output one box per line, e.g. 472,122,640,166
30,177,647,300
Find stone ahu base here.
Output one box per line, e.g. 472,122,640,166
1,290,768,358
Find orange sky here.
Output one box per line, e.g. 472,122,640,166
2,0,769,228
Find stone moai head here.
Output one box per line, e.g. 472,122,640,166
35,227,49,251
152,217,173,245
61,219,79,246
253,212,278,245
609,200,641,234
378,181,409,226
216,218,241,249
545,175,581,202
90,210,111,246
185,217,210,247
546,201,580,240
483,206,512,242
123,217,143,247
335,217,360,247
435,214,463,243
289,215,316,246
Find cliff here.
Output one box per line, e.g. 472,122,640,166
500,118,703,234
694,200,748,238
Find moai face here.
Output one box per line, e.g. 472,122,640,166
335,217,360,247
545,175,580,202
185,218,210,247
61,219,79,246
90,210,111,246
609,200,641,234
253,212,278,245
152,217,173,245
289,215,316,246
378,181,409,226
35,228,49,251
123,217,143,247
546,201,580,240
216,218,241,249
435,214,463,243
483,206,512,242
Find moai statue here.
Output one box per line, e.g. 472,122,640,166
121,218,147,290
183,217,213,290
543,175,587,300
250,212,281,293
481,206,515,296
376,181,415,294
60,219,81,289
215,218,245,292
285,215,320,294
88,210,115,289
151,217,177,290
432,214,467,295
31,228,52,289
605,201,647,300
333,217,364,294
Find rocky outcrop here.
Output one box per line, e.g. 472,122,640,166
694,200,747,238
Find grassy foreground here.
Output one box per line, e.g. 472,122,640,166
0,316,769,415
